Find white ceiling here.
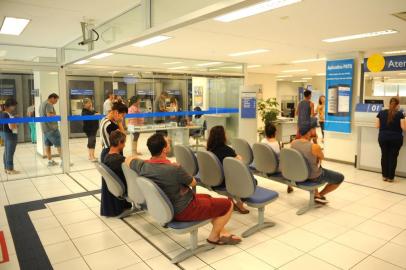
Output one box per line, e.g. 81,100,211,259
114,0,406,76
0,0,406,77
0,0,139,47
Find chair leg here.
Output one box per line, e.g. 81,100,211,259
171,229,215,264
296,189,322,215
242,207,275,238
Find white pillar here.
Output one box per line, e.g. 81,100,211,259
58,66,70,173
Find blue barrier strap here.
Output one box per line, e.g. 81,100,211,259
0,108,239,124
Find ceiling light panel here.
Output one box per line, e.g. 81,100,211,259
163,62,183,65
229,49,269,57
196,62,223,67
90,53,114,59
168,66,188,70
383,50,406,55
0,17,30,35
214,0,302,22
322,30,397,43
74,60,90,65
282,69,308,73
292,58,326,63
247,65,262,68
132,35,172,47
276,75,292,78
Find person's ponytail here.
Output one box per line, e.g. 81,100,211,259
387,97,400,124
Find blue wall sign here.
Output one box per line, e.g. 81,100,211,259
364,55,406,72
70,89,94,96
325,59,354,133
137,89,154,96
355,103,383,113
0,88,15,96
113,89,126,96
241,92,256,119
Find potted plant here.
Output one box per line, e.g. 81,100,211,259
258,98,280,126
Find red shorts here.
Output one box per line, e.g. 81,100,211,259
174,194,232,221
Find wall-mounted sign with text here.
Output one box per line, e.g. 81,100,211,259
325,59,354,134
241,92,257,119
365,54,406,72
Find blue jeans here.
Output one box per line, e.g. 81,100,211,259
312,168,344,185
1,132,18,170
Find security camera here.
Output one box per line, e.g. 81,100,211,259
78,22,99,48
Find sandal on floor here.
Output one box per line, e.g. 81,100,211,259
287,186,294,193
207,235,241,246
233,204,250,214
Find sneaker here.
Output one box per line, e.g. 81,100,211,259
387,178,394,183
47,160,58,167
315,195,328,204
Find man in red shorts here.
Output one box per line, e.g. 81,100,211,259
125,133,241,245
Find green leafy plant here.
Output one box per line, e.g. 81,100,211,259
257,98,280,125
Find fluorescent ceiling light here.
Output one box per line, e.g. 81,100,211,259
302,77,312,80
0,17,30,36
316,73,326,76
197,62,223,67
132,35,172,47
90,52,113,59
248,65,262,68
292,57,326,63
282,69,308,73
168,66,188,70
108,71,119,74
229,49,269,57
276,75,292,78
48,72,58,75
399,72,406,75
276,79,284,81
163,61,183,65
214,0,302,22
74,60,90,65
323,29,397,43
221,66,242,69
0,50,6,57
292,80,307,83
127,73,134,76
210,68,221,71
383,50,406,55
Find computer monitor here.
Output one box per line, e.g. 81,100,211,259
364,99,384,104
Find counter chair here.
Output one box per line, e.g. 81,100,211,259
121,163,146,210
231,138,254,168
223,157,279,237
279,148,326,215
136,176,214,263
95,163,136,218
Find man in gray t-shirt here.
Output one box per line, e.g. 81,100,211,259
125,133,241,245
39,93,61,166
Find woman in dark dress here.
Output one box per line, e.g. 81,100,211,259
82,98,99,162
102,130,132,217
376,97,406,182
207,125,250,214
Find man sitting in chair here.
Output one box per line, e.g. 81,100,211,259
291,117,344,204
125,133,241,245
102,130,132,217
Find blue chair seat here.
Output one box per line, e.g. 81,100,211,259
296,179,325,187
167,220,206,230
243,186,278,204
266,172,283,177
194,172,201,182
213,185,227,192
249,162,256,171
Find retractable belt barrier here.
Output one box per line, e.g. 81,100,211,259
0,108,239,124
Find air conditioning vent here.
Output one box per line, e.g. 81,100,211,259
393,11,406,22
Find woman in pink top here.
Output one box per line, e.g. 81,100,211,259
128,96,144,155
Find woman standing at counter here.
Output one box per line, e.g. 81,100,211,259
376,97,406,182
128,96,144,155
317,95,325,142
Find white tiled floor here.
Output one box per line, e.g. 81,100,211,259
0,137,406,269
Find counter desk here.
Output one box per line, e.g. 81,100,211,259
355,104,406,177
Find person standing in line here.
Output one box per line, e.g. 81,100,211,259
39,93,62,166
0,98,19,174
128,96,144,155
155,91,169,135
296,89,316,143
82,98,99,162
376,97,406,182
103,91,115,115
26,103,36,143
317,95,326,143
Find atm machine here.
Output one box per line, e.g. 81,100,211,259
0,78,17,108
136,89,154,124
104,81,128,104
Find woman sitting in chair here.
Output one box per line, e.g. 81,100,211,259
207,125,250,214
189,106,205,136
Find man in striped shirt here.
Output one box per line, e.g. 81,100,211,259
100,102,128,161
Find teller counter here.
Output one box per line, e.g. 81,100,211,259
355,104,406,177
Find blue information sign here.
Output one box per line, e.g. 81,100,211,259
70,89,94,96
113,89,126,96
325,59,354,133
241,92,256,119
355,103,383,113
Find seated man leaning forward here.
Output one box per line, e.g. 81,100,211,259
291,117,344,204
125,133,241,245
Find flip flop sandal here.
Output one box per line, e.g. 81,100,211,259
233,204,250,214
207,235,241,246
